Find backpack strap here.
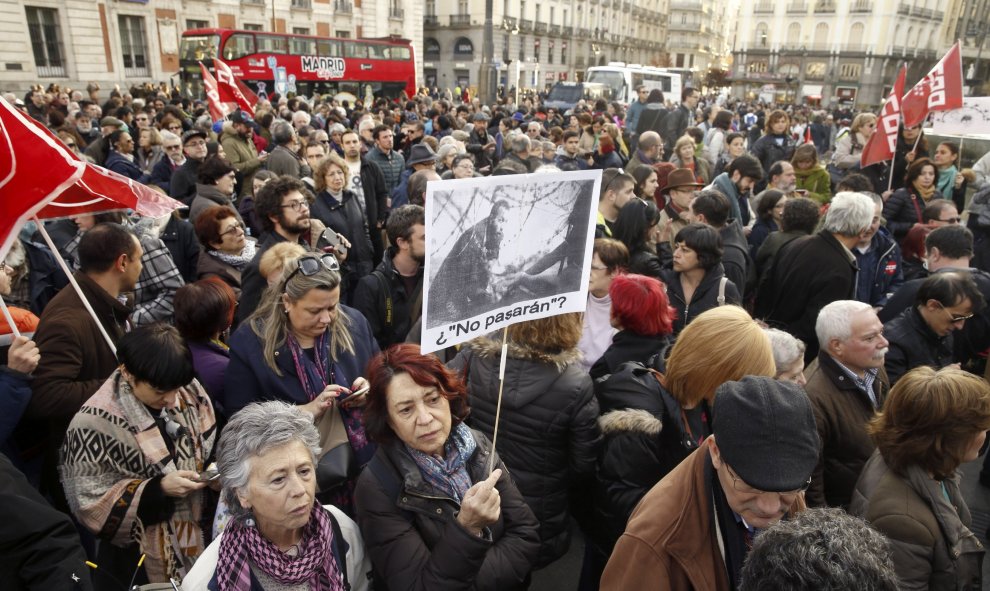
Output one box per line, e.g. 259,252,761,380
717,277,728,306
324,508,352,590
371,270,393,330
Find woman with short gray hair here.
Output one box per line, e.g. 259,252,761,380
764,327,808,386
182,401,372,591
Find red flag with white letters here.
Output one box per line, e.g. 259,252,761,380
862,65,907,168
214,58,257,117
199,61,232,121
901,42,964,128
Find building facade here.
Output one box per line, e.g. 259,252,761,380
422,0,670,94
667,0,731,84
2,0,422,95
729,0,962,107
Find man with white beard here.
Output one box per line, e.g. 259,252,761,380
803,300,891,509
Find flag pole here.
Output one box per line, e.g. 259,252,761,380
487,326,510,476
0,298,21,338
33,217,118,356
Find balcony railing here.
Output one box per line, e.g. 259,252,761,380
563,25,573,36
241,0,264,4
37,64,66,78
850,0,871,11
519,18,533,32
334,0,353,13
787,2,807,12
424,14,438,26
124,65,149,78
754,2,774,12
291,0,311,8
389,7,404,19
897,4,910,15
535,22,547,33
814,2,835,13
671,1,703,10
449,13,471,25
669,21,702,31
550,24,561,35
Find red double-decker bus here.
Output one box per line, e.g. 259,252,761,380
178,28,416,102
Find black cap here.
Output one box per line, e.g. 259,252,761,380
713,376,820,492
181,129,207,144
230,109,252,125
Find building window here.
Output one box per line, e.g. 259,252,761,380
26,6,65,78
453,37,474,58
118,15,148,76
293,27,310,35
336,30,351,38
426,0,435,16
459,0,469,15
186,19,209,30
748,61,768,73
839,63,861,79
424,37,441,60
244,23,264,31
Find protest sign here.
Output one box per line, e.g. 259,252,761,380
421,169,601,354
930,97,990,136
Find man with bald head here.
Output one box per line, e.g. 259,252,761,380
626,130,664,179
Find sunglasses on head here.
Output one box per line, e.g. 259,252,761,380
283,253,340,286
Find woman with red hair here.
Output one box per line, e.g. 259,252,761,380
589,273,676,380
354,344,539,590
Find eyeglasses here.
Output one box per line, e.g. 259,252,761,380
164,144,182,151
724,463,810,499
283,253,340,285
936,303,974,323
938,216,962,224
219,222,244,237
281,198,310,212
185,140,206,148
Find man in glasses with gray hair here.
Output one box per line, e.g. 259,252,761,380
602,376,820,591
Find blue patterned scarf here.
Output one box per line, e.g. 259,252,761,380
405,423,476,502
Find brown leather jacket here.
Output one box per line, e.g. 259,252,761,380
601,440,806,591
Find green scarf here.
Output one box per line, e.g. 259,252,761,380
937,165,958,200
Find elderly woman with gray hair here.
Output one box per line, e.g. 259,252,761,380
182,401,372,591
763,327,808,386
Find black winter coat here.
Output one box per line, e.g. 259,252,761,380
450,339,602,568
755,230,859,361
627,247,663,280
883,306,956,386
660,264,740,335
354,430,540,591
882,187,927,242
159,215,201,284
310,189,376,281
589,330,671,381
352,251,423,347
749,133,795,184
587,363,708,553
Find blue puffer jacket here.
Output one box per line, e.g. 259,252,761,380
853,226,904,307
224,304,380,419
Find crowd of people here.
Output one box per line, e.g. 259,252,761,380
3,79,990,590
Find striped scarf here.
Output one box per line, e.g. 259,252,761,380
216,502,345,591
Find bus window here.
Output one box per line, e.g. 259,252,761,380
586,71,626,102
222,33,254,60
390,46,411,60
368,44,389,59
317,39,342,56
632,73,644,89
290,36,316,55
344,42,367,58
256,34,288,54
181,34,220,61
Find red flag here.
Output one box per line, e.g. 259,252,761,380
0,97,183,262
901,41,964,128
862,66,908,168
200,61,232,121
214,58,257,117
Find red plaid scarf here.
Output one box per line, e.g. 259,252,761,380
216,502,345,591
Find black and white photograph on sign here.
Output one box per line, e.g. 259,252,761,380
422,170,600,353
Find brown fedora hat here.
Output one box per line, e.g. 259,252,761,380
661,168,705,193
